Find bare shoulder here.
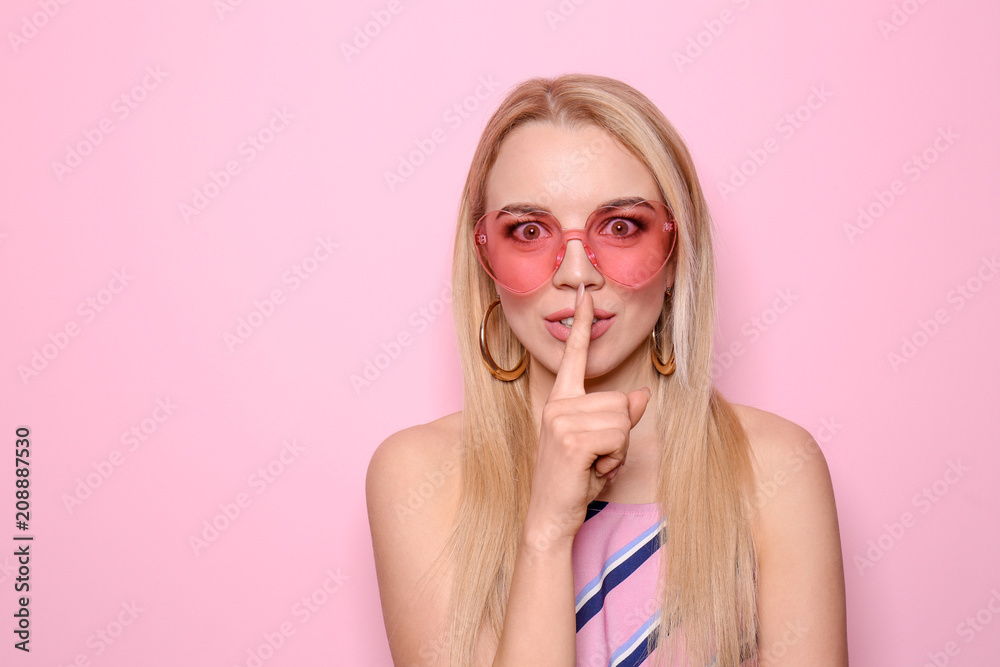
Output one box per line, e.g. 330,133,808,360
366,410,465,548
730,403,840,560
367,411,464,499
366,411,464,666
731,404,826,479
730,404,848,665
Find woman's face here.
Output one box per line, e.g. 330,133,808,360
483,121,674,383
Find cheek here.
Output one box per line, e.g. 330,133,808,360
639,292,667,329
496,294,536,343
620,283,669,334
620,273,669,308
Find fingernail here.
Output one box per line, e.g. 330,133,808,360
606,468,619,482
576,283,584,304
641,385,652,398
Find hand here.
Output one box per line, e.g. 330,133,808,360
524,284,652,545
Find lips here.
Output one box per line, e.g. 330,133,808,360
543,308,615,342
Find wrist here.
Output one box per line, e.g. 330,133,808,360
520,510,577,555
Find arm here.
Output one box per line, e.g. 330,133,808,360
367,424,462,665
749,415,849,666
490,511,577,666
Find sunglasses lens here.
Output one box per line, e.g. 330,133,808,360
474,201,675,292
586,201,675,287
474,211,562,293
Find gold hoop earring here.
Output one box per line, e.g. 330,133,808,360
479,298,527,381
651,329,676,376
651,289,675,375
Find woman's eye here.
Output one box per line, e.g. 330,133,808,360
603,217,640,236
511,222,549,241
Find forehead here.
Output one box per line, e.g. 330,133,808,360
484,122,660,216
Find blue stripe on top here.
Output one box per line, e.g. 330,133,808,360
610,609,661,667
575,521,662,632
585,501,609,522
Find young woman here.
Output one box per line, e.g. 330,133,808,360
367,74,848,667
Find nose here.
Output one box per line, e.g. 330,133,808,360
552,237,604,291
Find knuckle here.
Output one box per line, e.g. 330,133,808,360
557,432,582,458
543,406,569,430
562,431,580,449
549,413,571,433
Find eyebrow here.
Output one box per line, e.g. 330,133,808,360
500,196,648,215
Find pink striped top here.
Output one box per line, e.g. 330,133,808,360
572,500,757,667
573,500,664,667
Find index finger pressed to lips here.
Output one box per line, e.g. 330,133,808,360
550,284,592,400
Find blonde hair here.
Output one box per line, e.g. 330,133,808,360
440,73,757,666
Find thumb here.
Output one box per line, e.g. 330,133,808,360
627,386,652,428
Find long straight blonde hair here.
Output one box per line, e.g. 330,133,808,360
439,74,758,666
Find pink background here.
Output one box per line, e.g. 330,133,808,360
2,0,998,665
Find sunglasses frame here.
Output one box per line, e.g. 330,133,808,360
473,199,677,294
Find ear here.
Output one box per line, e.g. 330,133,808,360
663,261,677,294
